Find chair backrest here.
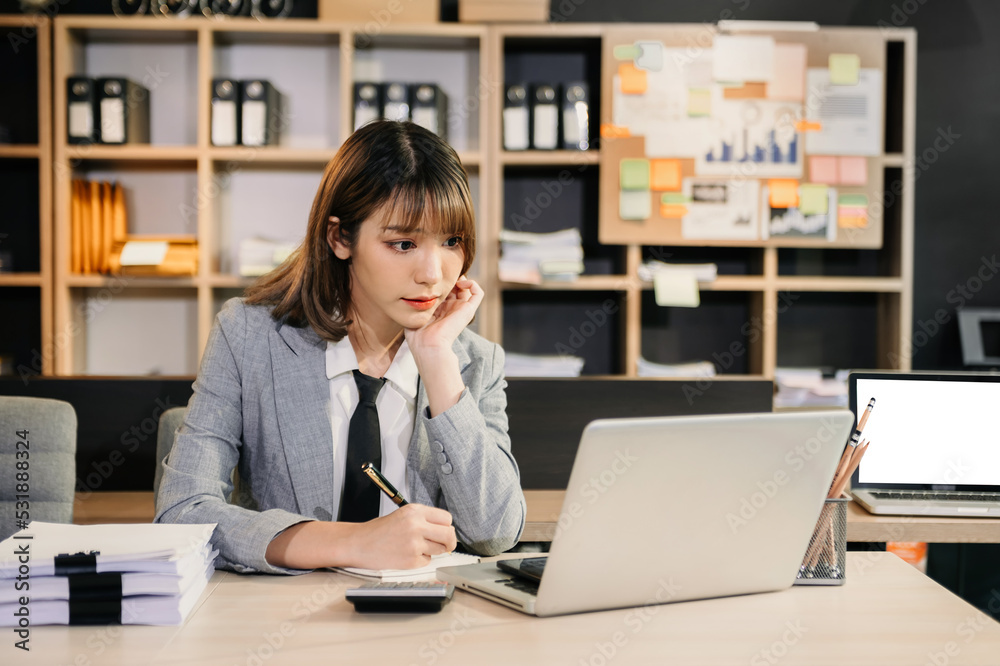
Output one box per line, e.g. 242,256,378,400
154,406,188,503
0,396,77,540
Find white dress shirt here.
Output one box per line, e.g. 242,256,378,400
325,335,418,520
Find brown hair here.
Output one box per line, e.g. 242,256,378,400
244,120,477,341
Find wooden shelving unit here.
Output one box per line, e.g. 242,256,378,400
0,16,52,376
50,16,490,375
485,23,916,379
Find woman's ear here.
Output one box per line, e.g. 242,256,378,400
327,216,351,260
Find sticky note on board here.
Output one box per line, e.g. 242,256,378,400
620,159,650,190
768,43,807,101
660,203,689,218
650,159,682,191
600,124,630,138
795,120,822,132
809,156,838,185
768,179,800,208
613,44,641,60
722,82,768,100
838,193,868,208
838,209,868,228
713,35,776,83
799,184,829,215
687,89,711,116
618,62,648,94
654,270,700,308
635,42,664,72
838,156,868,186
620,190,651,220
661,192,690,204
829,53,861,85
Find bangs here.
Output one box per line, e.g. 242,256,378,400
379,172,476,243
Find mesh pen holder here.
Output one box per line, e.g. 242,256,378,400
794,496,848,586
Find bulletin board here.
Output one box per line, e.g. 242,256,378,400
598,26,887,248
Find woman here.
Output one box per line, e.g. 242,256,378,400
155,121,526,575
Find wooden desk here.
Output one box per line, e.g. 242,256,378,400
75,490,1000,544
7,553,999,665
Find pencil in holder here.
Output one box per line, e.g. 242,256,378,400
794,496,848,586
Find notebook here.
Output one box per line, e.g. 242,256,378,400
438,411,853,617
849,372,1000,517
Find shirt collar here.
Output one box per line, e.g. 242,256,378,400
325,335,418,402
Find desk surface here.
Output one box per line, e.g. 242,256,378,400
7,553,1000,665
75,490,1000,544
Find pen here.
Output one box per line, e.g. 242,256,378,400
361,462,408,506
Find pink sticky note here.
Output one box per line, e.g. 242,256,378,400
768,43,807,101
809,156,838,185
838,157,868,186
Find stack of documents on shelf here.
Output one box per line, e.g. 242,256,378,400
0,522,217,627
499,228,584,284
505,352,585,377
637,357,717,378
108,236,198,277
238,237,299,277
637,260,718,283
774,367,850,408
333,551,479,583
70,179,127,275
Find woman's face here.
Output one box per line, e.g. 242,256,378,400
329,209,465,335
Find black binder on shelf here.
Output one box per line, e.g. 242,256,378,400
240,79,281,147
95,78,150,145
67,77,98,145
530,83,559,150
353,82,382,131
211,79,241,146
503,83,529,151
381,82,410,122
562,81,590,151
410,83,448,138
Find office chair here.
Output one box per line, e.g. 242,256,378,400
0,396,78,541
154,406,188,504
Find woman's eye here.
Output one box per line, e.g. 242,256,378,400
445,236,462,247
390,241,415,251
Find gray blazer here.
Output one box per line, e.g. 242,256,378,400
155,298,526,575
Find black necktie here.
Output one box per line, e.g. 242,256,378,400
341,369,387,523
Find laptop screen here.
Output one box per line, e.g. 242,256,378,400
849,373,1000,491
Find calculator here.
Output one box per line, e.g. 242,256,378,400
345,581,455,613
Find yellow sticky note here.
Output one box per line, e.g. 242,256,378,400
618,62,648,95
799,184,828,215
829,53,861,85
650,159,682,191
660,203,689,218
687,88,711,116
654,270,700,308
768,179,800,208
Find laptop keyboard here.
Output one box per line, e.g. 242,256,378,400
869,491,1000,502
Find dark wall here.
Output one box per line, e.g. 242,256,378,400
553,0,1000,371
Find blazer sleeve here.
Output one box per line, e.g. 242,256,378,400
421,342,526,556
154,300,314,575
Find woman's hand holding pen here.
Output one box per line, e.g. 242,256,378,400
405,277,484,417
343,504,457,570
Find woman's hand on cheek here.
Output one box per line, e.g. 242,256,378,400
404,277,483,354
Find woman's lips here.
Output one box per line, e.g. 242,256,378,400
403,297,437,311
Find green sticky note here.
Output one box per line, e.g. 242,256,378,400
614,44,642,61
829,53,861,85
619,190,651,220
620,159,650,190
799,184,828,215
838,193,868,207
661,192,690,205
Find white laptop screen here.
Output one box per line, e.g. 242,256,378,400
852,374,1000,489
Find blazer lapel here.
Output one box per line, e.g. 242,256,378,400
270,320,335,521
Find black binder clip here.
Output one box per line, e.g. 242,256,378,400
55,550,101,576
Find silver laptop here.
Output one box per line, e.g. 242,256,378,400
849,372,1000,517
438,411,853,617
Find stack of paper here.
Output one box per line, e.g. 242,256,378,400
637,357,717,378
333,551,479,583
0,522,217,627
499,228,585,284
504,352,585,377
774,367,850,408
637,261,718,283
238,237,299,277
